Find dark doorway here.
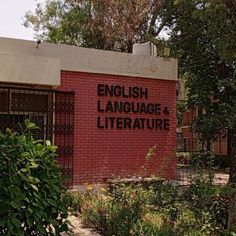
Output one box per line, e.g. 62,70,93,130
0,86,74,187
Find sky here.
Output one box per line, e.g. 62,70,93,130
0,0,41,40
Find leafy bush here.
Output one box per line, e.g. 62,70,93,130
80,194,106,232
151,181,179,208
132,219,175,236
0,120,69,235
183,178,235,234
64,191,85,216
81,183,151,236
78,179,236,236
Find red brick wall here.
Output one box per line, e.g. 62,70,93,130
58,71,176,184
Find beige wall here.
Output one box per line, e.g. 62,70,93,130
0,52,60,86
0,37,178,86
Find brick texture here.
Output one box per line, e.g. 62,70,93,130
58,71,177,184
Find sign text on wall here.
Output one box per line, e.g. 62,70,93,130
97,84,170,130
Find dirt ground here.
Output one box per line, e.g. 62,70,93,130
61,215,101,236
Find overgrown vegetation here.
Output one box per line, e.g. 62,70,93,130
0,120,69,235
68,178,236,236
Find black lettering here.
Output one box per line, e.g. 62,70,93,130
155,104,161,115
123,102,131,113
147,103,154,114
116,117,123,129
105,117,109,129
147,119,155,129
105,101,113,112
124,118,132,129
155,119,163,130
140,87,148,99
133,118,141,129
163,107,170,115
105,85,113,97
131,102,140,113
97,116,104,129
109,117,116,129
140,103,147,114
98,84,105,96
114,101,123,113
128,87,132,98
164,119,170,130
132,87,140,98
122,86,129,98
97,100,104,112
114,86,122,97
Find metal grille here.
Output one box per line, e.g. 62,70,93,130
0,86,74,187
176,103,229,185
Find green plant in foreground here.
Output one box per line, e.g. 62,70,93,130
65,191,85,215
0,120,69,235
183,178,234,233
81,184,151,236
80,180,236,235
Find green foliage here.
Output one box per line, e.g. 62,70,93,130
183,179,234,234
188,152,215,170
65,191,85,215
80,194,106,232
169,0,236,183
81,183,151,236
151,181,179,211
132,219,175,236
145,145,156,161
0,120,69,235
171,0,236,135
75,179,236,235
24,0,171,52
176,100,187,124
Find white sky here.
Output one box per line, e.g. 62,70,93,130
0,0,41,40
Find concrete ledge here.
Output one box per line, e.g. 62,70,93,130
0,52,60,86
0,37,178,82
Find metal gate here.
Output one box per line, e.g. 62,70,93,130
0,86,74,186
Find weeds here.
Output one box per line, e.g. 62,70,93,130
68,179,236,236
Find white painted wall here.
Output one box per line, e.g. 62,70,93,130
0,37,178,86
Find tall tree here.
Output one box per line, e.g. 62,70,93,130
169,0,236,182
24,0,167,52
167,2,236,228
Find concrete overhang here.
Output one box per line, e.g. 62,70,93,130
0,52,60,86
0,37,178,86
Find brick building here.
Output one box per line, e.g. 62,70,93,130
0,37,178,185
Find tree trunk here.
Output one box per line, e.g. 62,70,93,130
229,129,236,183
228,128,236,231
228,193,236,231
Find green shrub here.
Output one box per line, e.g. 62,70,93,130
79,181,235,235
106,184,152,235
131,212,178,236
151,181,179,209
132,219,175,236
0,120,69,235
81,184,150,236
64,191,85,215
183,179,235,234
80,194,110,234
